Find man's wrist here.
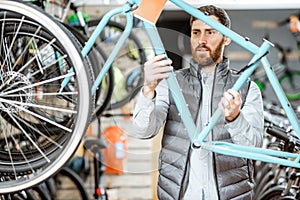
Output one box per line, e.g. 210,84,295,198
225,111,240,123
142,85,156,99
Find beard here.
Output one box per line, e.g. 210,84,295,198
191,38,224,67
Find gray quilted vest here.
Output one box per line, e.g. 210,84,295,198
157,58,254,200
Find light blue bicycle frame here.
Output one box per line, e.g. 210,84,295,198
61,0,300,167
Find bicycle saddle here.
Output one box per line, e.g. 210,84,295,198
83,136,108,152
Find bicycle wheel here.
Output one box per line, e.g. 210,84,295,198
26,1,113,118
270,43,300,101
3,186,50,200
279,70,300,101
254,167,277,198
87,19,147,110
0,1,92,193
62,24,114,118
257,185,293,200
254,162,273,188
53,167,89,200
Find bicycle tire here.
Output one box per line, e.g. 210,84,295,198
3,185,50,200
254,162,273,188
62,24,114,118
279,70,300,101
254,169,276,198
257,185,293,200
271,43,300,101
0,1,92,193
86,19,147,110
53,167,89,200
252,42,300,102
29,183,52,200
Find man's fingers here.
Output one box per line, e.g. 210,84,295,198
146,54,171,65
219,89,243,122
152,59,172,68
226,89,241,99
151,65,173,74
143,54,173,90
224,91,235,101
153,54,167,61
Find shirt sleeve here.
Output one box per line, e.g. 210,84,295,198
132,80,170,139
225,81,264,147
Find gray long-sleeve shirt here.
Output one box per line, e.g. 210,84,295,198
133,78,263,147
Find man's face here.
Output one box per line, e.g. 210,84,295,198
190,16,230,68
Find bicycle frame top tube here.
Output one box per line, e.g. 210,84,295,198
68,0,300,168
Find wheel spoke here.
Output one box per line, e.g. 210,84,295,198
2,127,18,179
2,100,72,132
1,16,25,70
3,103,51,163
12,114,62,148
0,72,75,96
0,38,57,92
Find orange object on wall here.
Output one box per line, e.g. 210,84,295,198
102,125,127,175
289,15,299,33
134,0,167,24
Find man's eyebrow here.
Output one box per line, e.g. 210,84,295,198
191,28,215,31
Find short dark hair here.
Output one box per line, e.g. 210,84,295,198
190,5,231,29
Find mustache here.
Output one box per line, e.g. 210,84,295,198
195,45,211,51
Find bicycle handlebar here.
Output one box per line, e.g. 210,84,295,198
266,125,300,148
277,12,300,27
101,113,133,117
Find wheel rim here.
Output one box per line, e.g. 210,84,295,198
0,1,91,193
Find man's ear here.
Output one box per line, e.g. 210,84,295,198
224,37,231,46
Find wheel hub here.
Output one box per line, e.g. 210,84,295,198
0,71,33,113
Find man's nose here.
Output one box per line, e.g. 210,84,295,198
198,33,207,44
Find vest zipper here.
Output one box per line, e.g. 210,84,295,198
211,66,221,199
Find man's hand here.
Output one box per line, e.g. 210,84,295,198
219,89,242,122
143,54,173,99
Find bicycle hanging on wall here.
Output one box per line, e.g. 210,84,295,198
1,0,300,194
